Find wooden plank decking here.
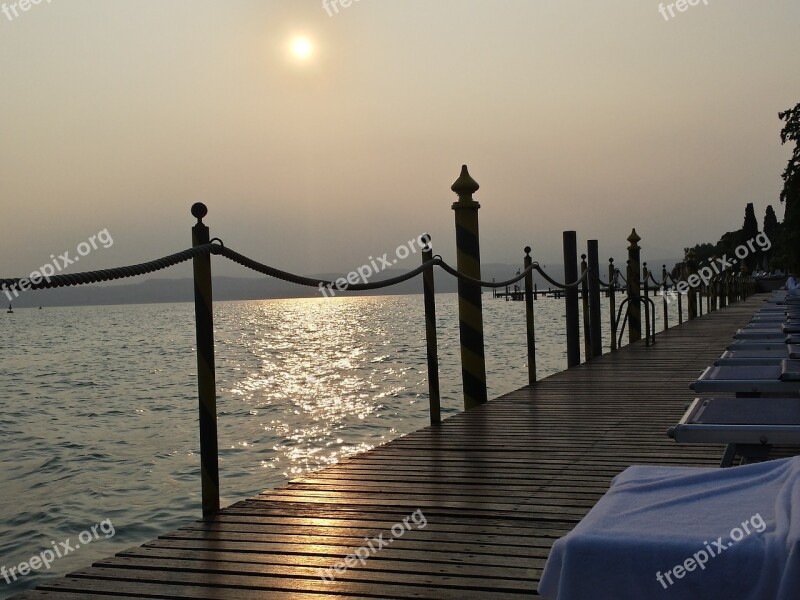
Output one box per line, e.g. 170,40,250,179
16,296,783,599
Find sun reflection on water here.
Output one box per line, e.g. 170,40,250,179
214,296,425,485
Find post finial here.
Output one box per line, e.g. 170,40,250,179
451,165,480,199
524,246,531,256
627,228,641,248
191,203,208,222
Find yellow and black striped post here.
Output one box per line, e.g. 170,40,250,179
524,247,536,384
421,235,441,425
627,229,642,344
451,165,487,409
191,203,220,518
608,258,617,351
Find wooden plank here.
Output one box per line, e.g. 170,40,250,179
16,296,795,599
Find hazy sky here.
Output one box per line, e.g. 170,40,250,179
1,1,799,282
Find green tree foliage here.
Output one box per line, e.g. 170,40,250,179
779,103,800,272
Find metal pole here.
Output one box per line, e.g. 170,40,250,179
563,231,581,367
587,241,602,358
609,259,617,351
687,249,698,320
524,247,536,385
627,229,642,344
191,202,220,518
451,165,487,409
677,263,684,324
422,235,441,425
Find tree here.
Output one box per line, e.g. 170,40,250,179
779,103,800,272
741,203,760,269
689,242,716,264
763,205,781,269
764,205,779,240
742,203,759,239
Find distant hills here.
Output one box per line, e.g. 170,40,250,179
3,259,682,308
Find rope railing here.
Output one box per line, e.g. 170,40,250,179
532,264,589,290
4,192,755,518
2,244,590,295
0,244,221,291
588,269,615,289
217,245,439,291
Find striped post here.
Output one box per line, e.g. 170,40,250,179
627,229,642,344
451,165,487,410
587,241,602,358
422,235,441,425
563,231,580,367
191,203,220,518
524,247,536,385
608,258,617,351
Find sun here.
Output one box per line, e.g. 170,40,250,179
291,37,313,60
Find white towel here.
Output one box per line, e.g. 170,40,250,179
539,456,800,599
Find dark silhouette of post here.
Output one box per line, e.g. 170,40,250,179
627,229,642,344
524,247,536,384
609,258,617,351
587,241,602,358
581,254,591,360
687,248,698,320
563,231,580,367
191,203,220,518
421,235,441,425
677,265,684,323
451,166,487,409
662,265,669,329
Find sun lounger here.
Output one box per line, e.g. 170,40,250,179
728,339,799,351
690,361,800,395
668,397,800,466
734,329,789,340
538,456,800,599
719,346,800,360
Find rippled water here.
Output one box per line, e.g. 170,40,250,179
0,292,680,597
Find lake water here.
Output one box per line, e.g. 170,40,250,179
0,292,681,597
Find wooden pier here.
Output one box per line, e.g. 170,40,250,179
16,295,784,599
